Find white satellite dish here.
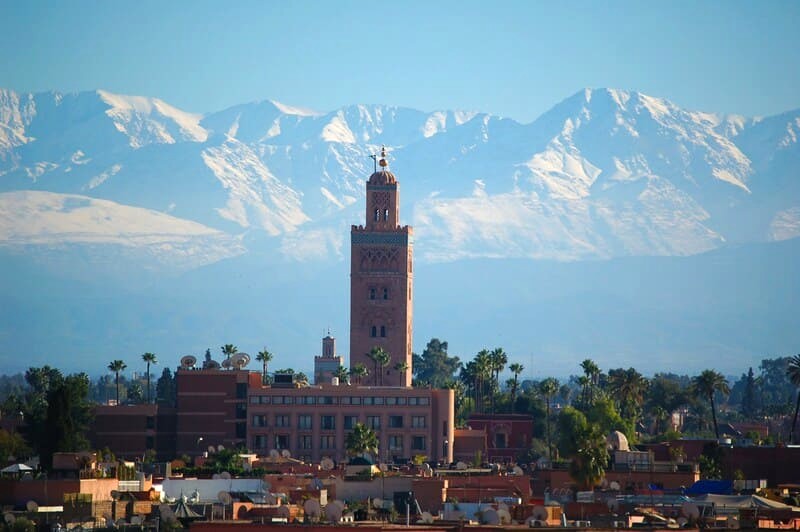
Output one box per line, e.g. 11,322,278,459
498,508,512,525
483,509,500,525
220,471,232,480
269,449,280,459
218,491,233,505
222,358,232,369
326,503,344,523
281,449,291,458
217,444,225,452
609,480,621,491
513,465,524,475
420,512,434,524
4,513,15,525
372,498,383,509
212,473,221,480
682,503,700,520
26,501,38,513
532,506,548,521
456,461,468,470
180,355,197,369
677,517,688,527
231,353,250,369
208,445,217,454
321,457,334,471
304,499,322,520
206,360,221,369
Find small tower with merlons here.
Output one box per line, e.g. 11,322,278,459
349,147,413,387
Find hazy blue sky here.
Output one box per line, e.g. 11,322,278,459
1,0,798,123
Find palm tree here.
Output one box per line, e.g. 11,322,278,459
256,348,273,385
508,363,524,413
368,347,390,386
569,427,609,490
691,369,730,439
334,365,350,385
607,367,649,424
376,349,391,386
345,422,379,460
350,363,368,385
394,361,409,386
108,359,127,405
141,352,157,403
539,377,559,460
220,344,238,361
580,358,601,405
490,348,508,412
786,355,800,443
475,349,492,413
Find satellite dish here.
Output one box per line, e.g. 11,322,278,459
304,499,322,520
221,358,232,368
110,490,120,500
456,461,468,470
483,508,500,525
600,478,609,489
513,465,524,475
26,501,38,513
677,517,688,527
609,480,621,491
269,449,280,459
532,506,548,521
681,503,700,520
261,480,272,491
208,445,216,454
218,491,233,505
281,449,291,458
4,513,15,525
231,353,250,369
497,502,509,513
498,508,512,525
206,360,221,369
321,457,334,471
332,500,345,512
212,473,221,480
420,512,434,524
131,516,142,525
372,498,383,509
180,355,197,369
217,444,225,452
220,471,232,480
325,503,343,523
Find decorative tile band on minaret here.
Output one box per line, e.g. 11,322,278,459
349,147,413,387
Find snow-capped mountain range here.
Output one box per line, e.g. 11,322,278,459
1,87,798,269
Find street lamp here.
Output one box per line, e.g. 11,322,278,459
443,439,448,464
196,437,204,455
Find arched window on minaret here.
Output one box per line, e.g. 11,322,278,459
383,287,389,300
384,209,389,221
380,326,386,338
374,209,380,222
369,288,376,300
370,326,377,338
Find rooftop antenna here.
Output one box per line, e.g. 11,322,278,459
369,153,377,172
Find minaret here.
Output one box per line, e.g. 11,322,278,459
350,147,413,387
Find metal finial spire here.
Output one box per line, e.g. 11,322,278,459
379,145,388,170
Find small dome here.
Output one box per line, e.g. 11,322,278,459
367,170,397,186
607,430,629,451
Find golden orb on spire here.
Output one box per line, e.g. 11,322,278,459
379,145,388,168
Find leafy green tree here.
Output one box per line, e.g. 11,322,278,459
107,360,127,405
787,355,800,443
394,361,409,385
156,367,176,406
0,428,29,463
691,369,730,439
539,378,559,459
141,352,157,403
127,382,144,404
607,367,648,425
334,365,350,384
256,348,273,385
37,373,92,471
508,363,524,413
557,406,609,489
345,422,378,460
412,338,462,388
350,363,368,385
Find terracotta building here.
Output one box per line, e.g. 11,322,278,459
349,147,413,387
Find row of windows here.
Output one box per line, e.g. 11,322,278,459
368,287,390,300
252,434,427,451
252,414,427,430
249,395,430,406
370,325,387,338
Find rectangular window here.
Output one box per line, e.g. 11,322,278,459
236,383,247,399
350,397,362,405
366,416,381,430
341,397,351,405
364,397,374,405
252,414,266,427
236,422,246,439
419,397,430,406
374,396,384,405
282,396,294,405
235,403,247,419
412,416,426,428
300,396,316,405
321,415,336,430
275,434,289,449
397,397,407,405
389,435,403,452
275,415,290,428
408,397,418,406
250,396,261,404
344,416,358,430
386,397,397,406
389,415,404,428
146,436,155,449
260,396,271,404
146,416,155,429
495,433,507,449
298,415,312,430
299,435,312,450
273,396,284,405
319,396,335,405
253,435,267,449
411,436,426,451
320,435,335,450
